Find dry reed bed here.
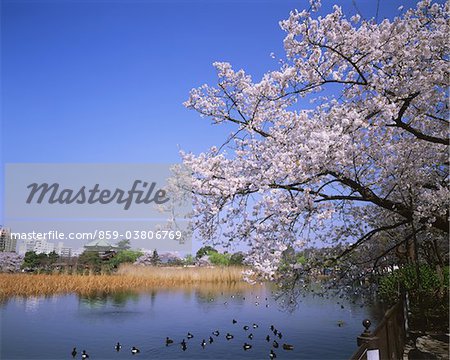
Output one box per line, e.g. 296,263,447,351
0,266,249,299
117,264,247,283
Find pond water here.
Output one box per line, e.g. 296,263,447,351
1,284,383,360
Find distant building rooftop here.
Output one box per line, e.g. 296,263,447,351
84,239,117,252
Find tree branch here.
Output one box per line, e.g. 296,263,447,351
388,92,449,145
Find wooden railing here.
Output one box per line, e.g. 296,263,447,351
350,294,407,360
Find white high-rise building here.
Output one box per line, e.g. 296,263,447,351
19,238,55,254
59,247,72,258
55,241,64,254
72,247,85,257
34,239,55,254
0,227,17,252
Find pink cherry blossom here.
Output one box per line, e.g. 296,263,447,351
182,1,449,278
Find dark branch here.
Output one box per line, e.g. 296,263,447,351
388,92,449,145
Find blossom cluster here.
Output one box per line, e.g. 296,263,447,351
182,1,449,277
0,252,24,273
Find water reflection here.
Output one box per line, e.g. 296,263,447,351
79,292,141,309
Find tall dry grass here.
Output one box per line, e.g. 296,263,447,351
0,265,249,299
117,264,246,283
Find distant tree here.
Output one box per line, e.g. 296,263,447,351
208,251,231,266
78,251,102,271
296,254,307,265
282,246,296,263
116,239,131,250
0,252,23,273
47,251,59,265
150,249,161,266
21,251,58,271
108,250,143,270
278,246,298,273
167,257,184,266
196,246,217,259
21,251,40,270
229,252,245,266
184,254,195,265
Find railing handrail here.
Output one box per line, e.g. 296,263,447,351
350,295,406,360
350,342,369,360
372,301,402,335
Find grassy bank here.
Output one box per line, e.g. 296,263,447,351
0,265,248,299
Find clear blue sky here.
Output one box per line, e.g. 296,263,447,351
1,0,424,247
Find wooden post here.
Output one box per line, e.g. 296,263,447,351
357,319,380,360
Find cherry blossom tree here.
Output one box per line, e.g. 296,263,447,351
182,1,449,278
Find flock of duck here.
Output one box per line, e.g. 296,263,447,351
70,292,298,359
166,319,294,357
71,344,141,358
70,318,294,359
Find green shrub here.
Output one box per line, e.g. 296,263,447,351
207,251,231,266
379,264,449,331
183,254,195,265
229,252,245,266
196,246,217,259
22,251,59,271
379,264,446,303
108,250,143,269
